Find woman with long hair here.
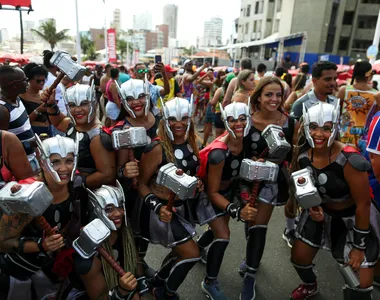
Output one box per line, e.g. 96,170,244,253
74,182,141,300
284,74,307,112
240,76,297,299
210,74,235,137
289,101,380,300
114,78,161,279
20,63,51,136
138,97,203,300
0,134,82,300
231,70,255,104
197,102,256,300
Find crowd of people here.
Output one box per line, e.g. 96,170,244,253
0,48,379,300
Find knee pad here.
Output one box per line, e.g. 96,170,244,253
197,229,214,249
343,285,373,300
291,261,317,284
165,257,200,293
246,226,268,270
206,239,230,279
155,256,177,282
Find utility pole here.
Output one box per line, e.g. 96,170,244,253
75,0,81,63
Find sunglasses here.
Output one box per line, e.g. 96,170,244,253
7,77,28,85
137,69,149,74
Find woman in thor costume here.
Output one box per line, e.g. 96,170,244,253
74,182,143,300
289,101,380,300
44,83,116,190
197,102,257,300
239,76,295,300
0,134,83,300
138,97,203,300
112,78,161,278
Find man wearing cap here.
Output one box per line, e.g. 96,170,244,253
134,62,169,106
182,59,209,102
155,65,182,108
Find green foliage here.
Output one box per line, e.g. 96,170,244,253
182,46,196,56
84,44,99,61
31,19,70,51
80,34,93,55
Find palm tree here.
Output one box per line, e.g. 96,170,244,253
31,19,70,51
80,35,93,55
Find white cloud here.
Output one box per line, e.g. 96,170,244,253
0,0,240,46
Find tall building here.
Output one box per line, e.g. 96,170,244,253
236,0,379,60
133,12,152,31
156,24,169,48
111,8,121,33
163,4,178,39
202,17,223,47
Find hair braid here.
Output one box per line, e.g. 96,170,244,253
101,226,138,290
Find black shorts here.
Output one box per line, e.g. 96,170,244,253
214,113,225,129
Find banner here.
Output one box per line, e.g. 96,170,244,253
107,28,117,63
0,0,32,7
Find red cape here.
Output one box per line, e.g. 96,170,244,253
198,132,228,179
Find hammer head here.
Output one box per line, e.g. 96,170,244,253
111,127,150,150
239,159,279,183
0,181,53,217
73,219,111,259
156,163,198,200
50,51,87,82
261,124,291,163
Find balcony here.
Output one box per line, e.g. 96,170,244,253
340,25,352,37
358,3,380,17
355,28,376,41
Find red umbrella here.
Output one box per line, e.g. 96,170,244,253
0,53,18,63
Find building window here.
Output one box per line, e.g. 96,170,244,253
339,38,349,51
257,20,262,33
245,23,249,34
247,5,251,17
343,11,354,25
259,0,264,13
253,21,257,32
276,0,282,12
274,19,280,32
255,1,259,14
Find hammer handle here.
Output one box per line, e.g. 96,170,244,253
47,73,65,95
98,245,126,276
127,149,138,189
249,147,270,207
166,191,176,212
35,216,55,237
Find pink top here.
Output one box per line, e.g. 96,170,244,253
106,79,115,103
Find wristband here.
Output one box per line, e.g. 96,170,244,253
353,226,370,250
46,102,57,108
48,107,61,116
143,193,163,214
118,285,134,292
226,203,242,220
37,237,48,254
109,287,134,300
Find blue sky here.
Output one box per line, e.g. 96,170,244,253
0,0,241,46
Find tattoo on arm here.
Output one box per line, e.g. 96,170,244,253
0,214,33,241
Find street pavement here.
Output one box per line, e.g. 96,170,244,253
145,124,380,300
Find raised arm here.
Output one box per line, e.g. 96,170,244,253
222,77,237,107
86,135,117,189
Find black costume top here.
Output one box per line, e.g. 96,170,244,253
66,124,112,174
298,146,371,203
